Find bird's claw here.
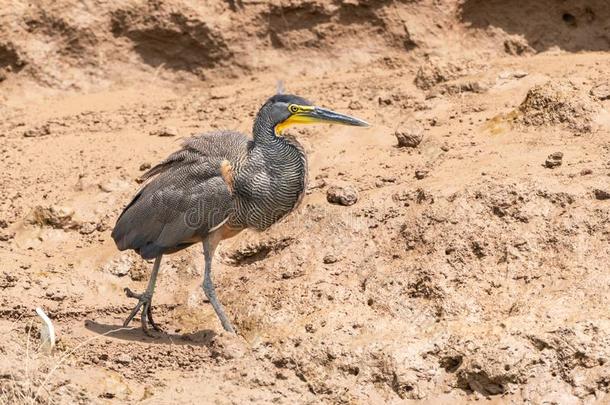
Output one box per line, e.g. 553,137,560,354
123,287,162,335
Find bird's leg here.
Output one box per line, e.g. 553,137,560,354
123,255,163,334
202,237,236,333
124,288,162,332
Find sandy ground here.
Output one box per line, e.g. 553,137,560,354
1,0,609,404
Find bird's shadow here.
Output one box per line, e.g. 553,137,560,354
84,320,216,347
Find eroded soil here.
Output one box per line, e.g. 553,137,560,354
0,0,609,404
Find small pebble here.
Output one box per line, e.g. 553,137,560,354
544,152,563,168
327,184,358,206
323,254,339,264
395,125,423,148
594,189,610,200
415,169,429,180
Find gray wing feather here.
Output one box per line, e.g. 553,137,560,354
112,131,249,259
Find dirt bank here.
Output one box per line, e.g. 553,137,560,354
1,0,609,403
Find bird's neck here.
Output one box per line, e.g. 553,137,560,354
251,109,306,166
252,109,279,144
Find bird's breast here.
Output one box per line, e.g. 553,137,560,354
232,139,307,230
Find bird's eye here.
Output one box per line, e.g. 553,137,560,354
289,105,300,114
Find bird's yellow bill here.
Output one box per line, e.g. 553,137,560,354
276,104,370,135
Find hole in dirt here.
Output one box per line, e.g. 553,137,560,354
440,355,463,373
460,0,610,52
562,13,576,26
0,44,26,73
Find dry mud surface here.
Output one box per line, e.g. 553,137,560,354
1,0,609,404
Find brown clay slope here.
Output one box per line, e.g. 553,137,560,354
1,0,609,404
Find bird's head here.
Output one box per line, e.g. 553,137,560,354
255,94,369,138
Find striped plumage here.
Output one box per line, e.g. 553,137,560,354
112,102,308,259
232,134,307,231
110,93,367,334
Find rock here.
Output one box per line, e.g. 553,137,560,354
149,126,178,137
590,83,610,101
517,81,599,132
378,93,393,106
593,189,610,200
414,60,465,90
28,205,75,229
395,125,423,148
544,152,563,168
139,162,152,171
323,254,339,264
327,184,358,206
348,100,363,110
415,169,428,180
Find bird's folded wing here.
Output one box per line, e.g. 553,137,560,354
112,163,232,259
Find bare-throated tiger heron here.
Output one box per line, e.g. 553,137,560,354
111,94,369,334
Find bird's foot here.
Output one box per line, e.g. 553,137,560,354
123,287,162,336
